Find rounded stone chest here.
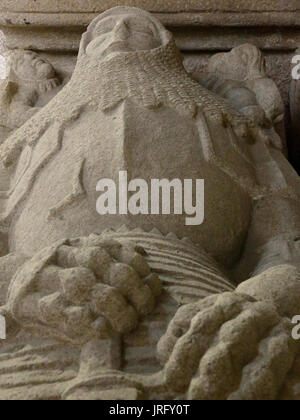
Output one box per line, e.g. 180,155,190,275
9,100,251,267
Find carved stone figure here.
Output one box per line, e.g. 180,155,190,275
188,44,286,153
0,7,300,400
0,50,61,143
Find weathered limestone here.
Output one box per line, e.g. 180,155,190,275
0,6,300,400
1,0,298,103
0,31,6,79
1,0,298,166
0,50,61,143
188,44,287,152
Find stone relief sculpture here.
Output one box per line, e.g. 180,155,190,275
0,6,300,400
188,44,286,153
0,50,61,144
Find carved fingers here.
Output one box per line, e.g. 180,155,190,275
8,239,162,344
158,292,299,400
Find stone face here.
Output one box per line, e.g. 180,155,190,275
0,0,296,171
0,49,62,144
0,1,298,103
0,5,300,401
1,0,298,167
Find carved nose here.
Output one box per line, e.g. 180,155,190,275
113,21,129,40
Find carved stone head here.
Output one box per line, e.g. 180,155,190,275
7,50,59,93
79,6,170,60
208,43,267,81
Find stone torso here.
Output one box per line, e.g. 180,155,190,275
7,100,252,267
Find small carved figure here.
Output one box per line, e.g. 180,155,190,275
0,50,61,143
188,43,286,152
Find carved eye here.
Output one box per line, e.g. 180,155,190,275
94,18,115,36
94,27,111,37
124,17,156,37
132,25,155,37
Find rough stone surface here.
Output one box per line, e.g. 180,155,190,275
0,49,62,143
0,1,298,99
0,31,6,79
187,43,287,151
1,0,298,169
0,5,300,401
0,0,299,12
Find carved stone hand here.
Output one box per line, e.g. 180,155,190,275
158,291,299,400
5,238,162,345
